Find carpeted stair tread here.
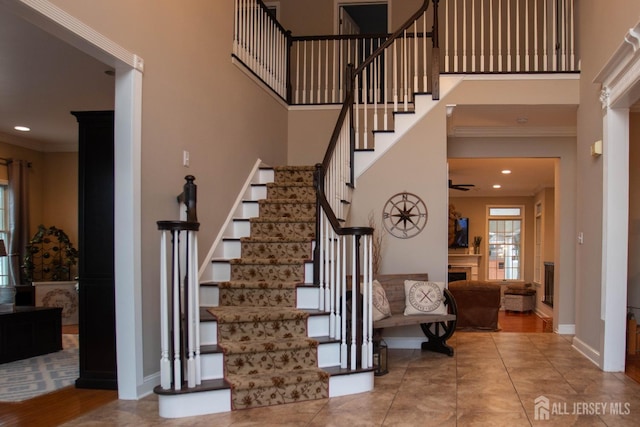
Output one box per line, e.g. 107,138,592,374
259,198,316,204
206,306,309,324
226,368,329,409
250,216,315,224
220,336,319,356
227,367,329,390
229,257,308,265
220,280,302,290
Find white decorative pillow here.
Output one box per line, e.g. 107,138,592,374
404,280,447,316
367,280,392,321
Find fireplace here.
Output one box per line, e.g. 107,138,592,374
448,271,467,282
447,254,481,281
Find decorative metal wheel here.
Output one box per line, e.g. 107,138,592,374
420,288,457,342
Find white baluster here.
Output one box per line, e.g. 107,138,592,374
471,0,476,72
361,235,369,368
192,231,201,386
507,0,511,71
524,0,529,71
423,12,428,91
350,237,357,370
172,230,181,390
393,40,398,111
414,22,418,93
489,0,494,72
160,231,171,389
462,0,467,71
340,235,347,369
515,0,520,72
453,0,458,72
303,42,308,104
187,231,195,388
445,0,450,72
295,43,300,103
403,30,408,111
325,40,329,103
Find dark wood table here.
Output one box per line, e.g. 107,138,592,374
0,306,62,363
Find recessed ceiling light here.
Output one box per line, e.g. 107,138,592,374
501,169,511,174
14,126,30,132
493,184,502,189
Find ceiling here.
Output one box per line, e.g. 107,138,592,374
0,8,114,152
1,7,573,197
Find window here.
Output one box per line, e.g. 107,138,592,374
487,206,523,281
0,184,8,286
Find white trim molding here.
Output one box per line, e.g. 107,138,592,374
593,17,640,373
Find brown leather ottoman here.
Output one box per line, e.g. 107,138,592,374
448,280,501,330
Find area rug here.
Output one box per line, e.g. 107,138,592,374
0,334,78,402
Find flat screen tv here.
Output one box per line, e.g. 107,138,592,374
450,217,469,248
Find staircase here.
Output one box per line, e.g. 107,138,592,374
157,165,373,419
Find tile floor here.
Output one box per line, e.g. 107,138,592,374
61,332,640,426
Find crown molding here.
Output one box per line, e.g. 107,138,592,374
448,125,576,138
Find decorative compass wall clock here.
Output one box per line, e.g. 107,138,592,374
382,192,428,239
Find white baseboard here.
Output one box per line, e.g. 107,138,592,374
136,372,160,399
572,336,601,368
383,337,426,349
556,323,575,335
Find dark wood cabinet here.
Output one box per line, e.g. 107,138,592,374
72,111,117,389
0,307,62,363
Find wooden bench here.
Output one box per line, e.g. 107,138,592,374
373,274,457,356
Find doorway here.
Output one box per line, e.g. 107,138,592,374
1,2,144,399
336,1,389,35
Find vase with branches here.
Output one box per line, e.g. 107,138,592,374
472,236,482,254
369,212,386,276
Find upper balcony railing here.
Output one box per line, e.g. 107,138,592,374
442,0,577,73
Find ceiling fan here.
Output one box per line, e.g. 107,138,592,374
448,179,475,191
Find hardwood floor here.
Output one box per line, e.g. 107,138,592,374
498,309,546,332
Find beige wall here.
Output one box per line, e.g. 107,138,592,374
576,0,640,356
49,0,289,378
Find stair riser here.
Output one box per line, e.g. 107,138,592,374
250,222,315,239
241,201,259,218
250,185,267,200
307,314,330,337
241,241,312,259
200,286,219,307
158,389,231,418
201,353,224,380
200,321,217,346
230,263,305,282
317,342,340,367
223,239,241,259
211,261,230,282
